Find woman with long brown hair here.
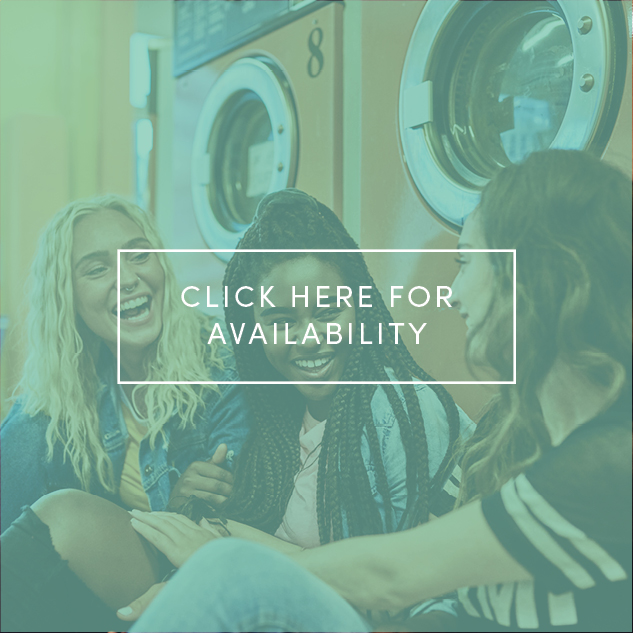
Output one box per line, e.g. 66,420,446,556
129,150,632,632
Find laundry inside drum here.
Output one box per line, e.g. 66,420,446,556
207,90,274,231
435,1,574,181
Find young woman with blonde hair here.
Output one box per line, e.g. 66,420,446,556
1,195,250,630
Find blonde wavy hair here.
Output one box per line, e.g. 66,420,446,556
16,195,224,493
457,150,632,505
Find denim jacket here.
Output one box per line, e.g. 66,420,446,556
1,343,251,533
356,371,475,621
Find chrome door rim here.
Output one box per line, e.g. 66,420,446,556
399,0,619,227
191,56,298,259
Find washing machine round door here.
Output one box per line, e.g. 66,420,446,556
400,0,628,227
192,57,298,260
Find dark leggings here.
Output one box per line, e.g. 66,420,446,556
1,491,168,632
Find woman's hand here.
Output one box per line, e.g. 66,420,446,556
129,509,226,568
117,582,167,622
168,444,234,509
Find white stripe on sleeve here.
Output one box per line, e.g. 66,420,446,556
547,592,578,626
515,581,539,629
476,585,493,620
443,477,460,498
515,474,628,582
500,480,596,589
486,582,515,627
457,587,480,617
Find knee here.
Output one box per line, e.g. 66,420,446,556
182,538,289,583
32,489,130,560
31,489,91,529
188,539,269,566
170,540,307,618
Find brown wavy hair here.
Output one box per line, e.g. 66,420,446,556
457,150,632,504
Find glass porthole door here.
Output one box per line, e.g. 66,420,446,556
191,57,298,260
399,0,628,227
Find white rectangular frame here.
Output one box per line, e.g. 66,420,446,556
118,249,516,385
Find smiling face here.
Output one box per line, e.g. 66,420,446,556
253,255,356,420
450,211,496,337
72,208,165,359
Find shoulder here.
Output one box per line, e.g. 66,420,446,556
201,317,239,383
1,398,52,454
501,407,632,547
531,408,631,494
2,398,50,431
483,411,632,586
370,369,474,436
369,368,429,427
367,372,476,485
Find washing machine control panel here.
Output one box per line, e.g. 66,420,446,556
174,0,336,76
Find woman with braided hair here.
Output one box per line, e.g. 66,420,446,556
124,189,474,628
219,189,472,540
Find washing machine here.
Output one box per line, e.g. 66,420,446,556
353,0,632,417
170,1,343,310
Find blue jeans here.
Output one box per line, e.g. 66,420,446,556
131,539,372,633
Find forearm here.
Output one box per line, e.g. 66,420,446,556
225,520,303,555
291,501,531,612
291,533,405,610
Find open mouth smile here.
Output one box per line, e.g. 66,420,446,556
112,294,153,322
291,353,335,377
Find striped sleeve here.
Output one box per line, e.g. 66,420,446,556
481,415,632,594
430,462,462,516
482,471,630,595
483,474,628,593
430,405,475,517
463,411,631,630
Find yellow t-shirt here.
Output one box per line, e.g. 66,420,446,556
118,402,151,511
